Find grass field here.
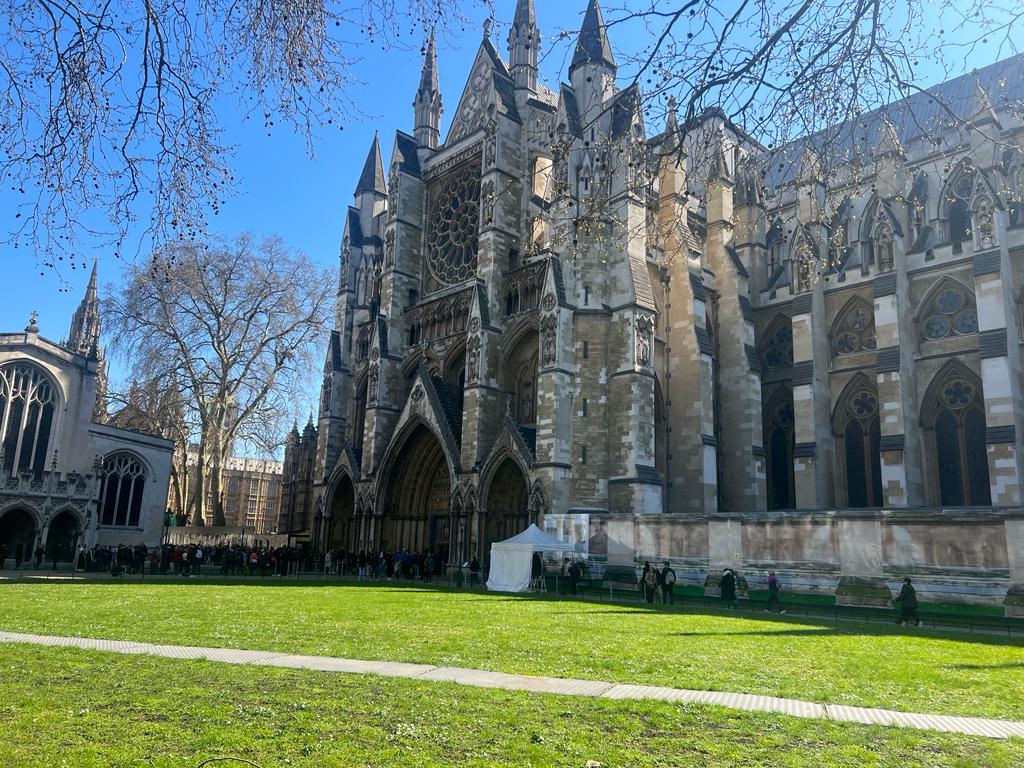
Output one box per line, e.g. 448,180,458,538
1,581,1023,721
2,643,1023,768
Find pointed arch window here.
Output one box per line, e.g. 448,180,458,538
919,282,978,342
766,218,784,278
943,168,974,252
831,299,876,358
99,453,147,527
0,363,57,477
763,388,795,510
833,377,882,508
923,365,990,506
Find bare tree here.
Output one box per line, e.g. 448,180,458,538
106,236,332,526
511,0,1024,278
0,0,481,280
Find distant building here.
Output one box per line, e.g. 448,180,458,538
172,449,284,534
0,264,174,563
278,418,317,539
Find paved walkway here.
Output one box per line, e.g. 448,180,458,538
2,631,1023,740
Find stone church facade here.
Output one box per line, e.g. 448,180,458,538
281,0,1024,612
0,265,175,565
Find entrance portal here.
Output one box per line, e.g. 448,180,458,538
46,511,80,563
328,475,355,551
0,508,37,562
381,424,451,558
483,458,529,558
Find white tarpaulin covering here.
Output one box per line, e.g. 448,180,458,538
486,524,576,593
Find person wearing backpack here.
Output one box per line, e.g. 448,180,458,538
642,561,658,604
660,561,677,605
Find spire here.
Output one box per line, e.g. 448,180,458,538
414,31,442,149
569,0,617,75
68,259,101,356
662,96,680,152
355,133,387,196
508,0,539,91
969,77,1001,129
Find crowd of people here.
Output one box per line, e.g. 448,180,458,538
1,538,926,626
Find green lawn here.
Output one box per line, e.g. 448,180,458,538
2,582,1023,720
2,643,1022,768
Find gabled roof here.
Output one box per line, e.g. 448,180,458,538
344,207,364,246
393,131,422,176
610,84,641,139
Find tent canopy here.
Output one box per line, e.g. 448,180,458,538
495,523,578,551
486,524,578,593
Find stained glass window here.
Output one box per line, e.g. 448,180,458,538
920,284,978,342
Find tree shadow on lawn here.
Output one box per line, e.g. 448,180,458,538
942,661,1024,670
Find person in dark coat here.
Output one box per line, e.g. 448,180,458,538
660,561,677,605
567,560,581,595
530,551,543,591
719,568,738,609
641,561,658,604
468,557,480,588
34,545,44,569
765,571,785,613
894,576,922,627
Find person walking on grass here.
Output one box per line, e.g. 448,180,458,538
719,568,738,609
895,576,922,627
765,571,785,614
660,561,676,605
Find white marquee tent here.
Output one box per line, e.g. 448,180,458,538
486,524,578,593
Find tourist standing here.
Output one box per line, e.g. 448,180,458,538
719,568,738,609
894,576,922,627
568,560,581,595
765,571,784,613
641,561,658,604
660,561,676,605
530,552,543,591
468,557,480,587
34,545,44,569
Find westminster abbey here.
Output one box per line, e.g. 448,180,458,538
280,0,1024,613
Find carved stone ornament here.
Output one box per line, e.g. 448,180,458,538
411,385,425,403
484,115,498,169
635,315,654,368
481,180,495,226
540,314,557,366
370,347,380,361
974,196,996,249
368,365,380,404
469,316,481,333
384,229,396,268
542,292,556,311
466,335,482,383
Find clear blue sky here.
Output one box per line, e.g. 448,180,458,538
1,0,1006,357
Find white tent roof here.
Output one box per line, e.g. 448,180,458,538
494,523,577,551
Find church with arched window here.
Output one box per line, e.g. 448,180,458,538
281,0,1024,614
0,265,173,565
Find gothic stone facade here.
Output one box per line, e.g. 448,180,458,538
0,266,174,564
282,0,1024,612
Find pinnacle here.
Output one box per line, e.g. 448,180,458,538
355,133,387,196
570,0,617,74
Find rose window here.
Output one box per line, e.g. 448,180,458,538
941,379,974,409
761,324,793,370
424,164,481,286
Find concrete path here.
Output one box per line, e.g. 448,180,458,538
2,630,1022,740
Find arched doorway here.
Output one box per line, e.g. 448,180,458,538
0,508,37,562
482,458,529,558
327,474,355,552
46,510,80,564
381,423,451,558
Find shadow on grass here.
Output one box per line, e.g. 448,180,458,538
943,661,1024,670
8,575,1024,647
